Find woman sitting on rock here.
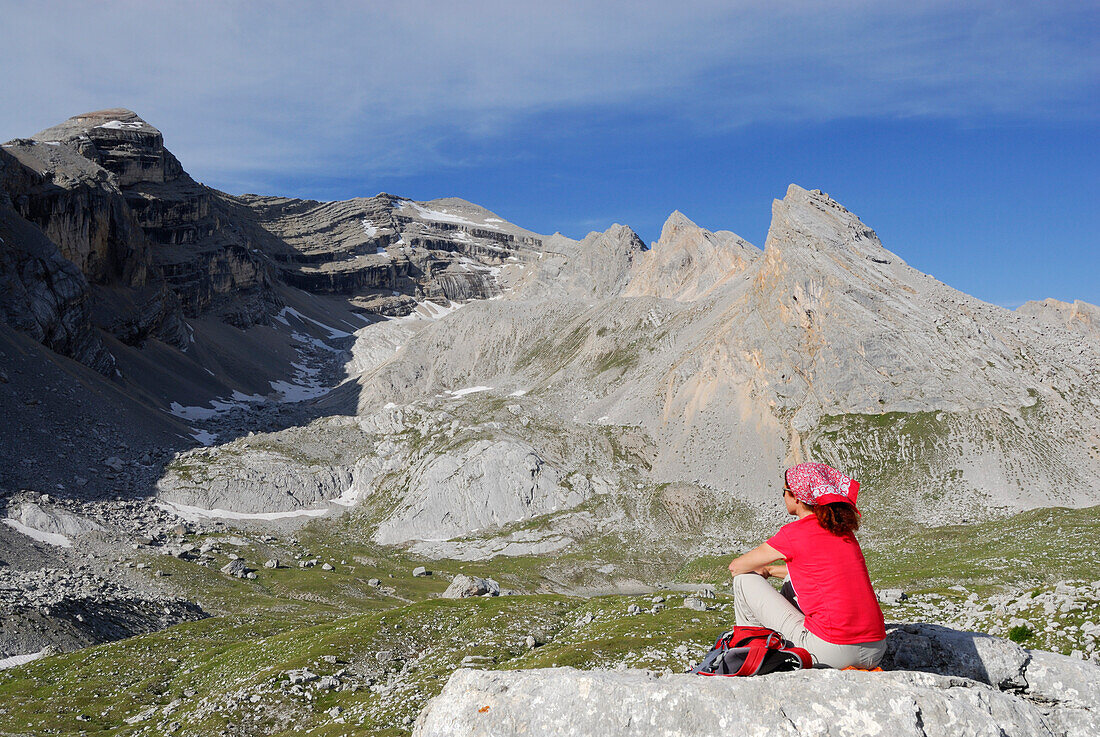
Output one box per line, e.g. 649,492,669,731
727,462,886,669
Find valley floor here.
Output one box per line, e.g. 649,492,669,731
1,504,1098,736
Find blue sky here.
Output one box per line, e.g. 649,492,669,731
2,1,1097,306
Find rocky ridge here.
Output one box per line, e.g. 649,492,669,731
169,185,1100,559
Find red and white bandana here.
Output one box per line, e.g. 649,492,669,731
785,463,859,508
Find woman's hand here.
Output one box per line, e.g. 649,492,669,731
728,543,784,577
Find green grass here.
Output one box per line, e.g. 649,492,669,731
3,496,1098,735
0,592,732,736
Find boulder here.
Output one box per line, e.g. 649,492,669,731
682,596,707,612
884,622,1029,690
441,575,499,599
219,559,248,578
878,588,908,605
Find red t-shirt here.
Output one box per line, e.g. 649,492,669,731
766,515,886,644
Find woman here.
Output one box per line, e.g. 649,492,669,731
727,462,886,669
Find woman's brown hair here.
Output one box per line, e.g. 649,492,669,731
813,502,860,536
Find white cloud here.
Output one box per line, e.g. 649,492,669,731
1,0,1095,186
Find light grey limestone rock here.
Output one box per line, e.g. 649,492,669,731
441,575,498,599
682,597,707,611
884,623,1029,690
878,589,908,605
1018,298,1100,343
624,210,759,301
219,559,248,578
373,439,582,546
12,502,104,538
414,666,1096,737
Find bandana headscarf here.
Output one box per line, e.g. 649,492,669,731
785,462,859,508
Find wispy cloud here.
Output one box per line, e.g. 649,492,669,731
1,1,1096,188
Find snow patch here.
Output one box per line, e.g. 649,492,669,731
157,501,331,522
268,379,332,402
95,120,145,130
446,386,492,398
2,518,72,548
190,429,218,446
361,219,378,238
0,649,50,671
508,389,528,397
275,307,351,339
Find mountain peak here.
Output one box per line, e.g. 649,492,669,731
659,210,699,240
764,183,894,263
624,210,759,301
33,109,161,143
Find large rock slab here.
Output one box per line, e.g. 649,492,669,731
415,624,1100,737
414,665,1097,737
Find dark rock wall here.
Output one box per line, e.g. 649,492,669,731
0,154,115,374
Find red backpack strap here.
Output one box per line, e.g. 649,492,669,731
733,641,775,676
786,645,813,669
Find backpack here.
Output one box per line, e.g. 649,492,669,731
690,626,812,676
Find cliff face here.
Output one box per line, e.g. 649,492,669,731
29,109,281,328
0,155,114,374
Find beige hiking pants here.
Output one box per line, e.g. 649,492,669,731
732,573,886,669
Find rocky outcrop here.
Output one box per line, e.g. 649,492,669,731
0,137,152,286
414,624,1099,737
373,439,578,546
441,574,501,599
32,109,185,188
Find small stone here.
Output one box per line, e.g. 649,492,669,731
327,706,342,718
264,559,279,569
245,571,257,580
413,566,430,577
627,604,641,615
368,578,381,587
321,563,334,571
316,675,340,690
376,651,395,663
525,635,537,649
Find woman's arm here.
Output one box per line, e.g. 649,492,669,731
765,562,788,579
728,543,784,577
